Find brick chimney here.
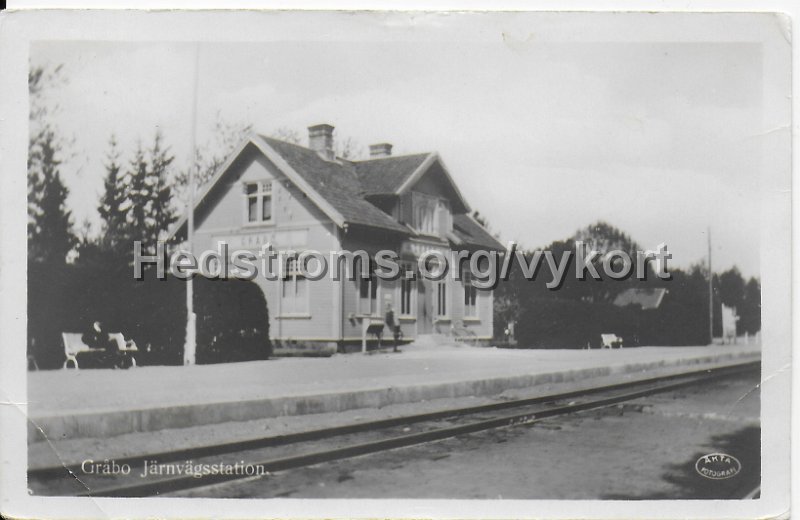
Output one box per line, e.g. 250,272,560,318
369,143,393,158
308,124,335,161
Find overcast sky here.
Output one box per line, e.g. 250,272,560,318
31,13,789,278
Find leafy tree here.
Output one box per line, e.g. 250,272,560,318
573,221,642,266
175,115,254,201
271,126,301,145
335,132,362,160
715,267,762,336
718,267,746,310
508,221,646,304
494,222,727,347
738,277,761,335
271,125,363,159
28,64,66,148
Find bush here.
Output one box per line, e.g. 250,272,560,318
514,298,637,349
510,294,713,349
28,262,76,369
27,262,271,369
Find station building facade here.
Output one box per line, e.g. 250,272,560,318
171,124,503,350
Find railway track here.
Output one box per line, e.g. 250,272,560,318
28,360,760,498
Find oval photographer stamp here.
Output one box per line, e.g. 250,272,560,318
695,453,742,480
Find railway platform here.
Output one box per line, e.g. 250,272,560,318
27,343,760,445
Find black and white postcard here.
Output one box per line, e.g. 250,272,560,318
0,4,794,519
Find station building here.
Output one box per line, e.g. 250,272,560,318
170,124,503,351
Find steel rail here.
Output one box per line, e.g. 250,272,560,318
62,360,759,497
29,359,758,480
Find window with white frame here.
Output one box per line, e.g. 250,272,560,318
463,271,478,318
435,199,452,235
245,181,273,223
411,193,437,235
281,257,308,315
357,261,379,315
399,261,415,317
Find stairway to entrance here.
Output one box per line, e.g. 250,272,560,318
410,333,459,348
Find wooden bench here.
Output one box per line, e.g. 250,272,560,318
62,332,139,369
600,333,624,349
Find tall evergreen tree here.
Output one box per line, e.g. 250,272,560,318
96,135,131,258
126,131,178,256
127,140,153,256
28,129,76,264
147,132,178,245
28,64,76,264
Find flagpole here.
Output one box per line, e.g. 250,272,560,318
708,226,713,345
184,44,200,366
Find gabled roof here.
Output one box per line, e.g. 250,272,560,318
170,135,410,241
613,288,668,310
352,153,431,195
170,133,494,247
351,152,470,215
258,136,408,233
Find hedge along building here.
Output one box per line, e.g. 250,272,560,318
170,124,503,352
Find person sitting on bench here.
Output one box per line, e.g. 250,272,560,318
82,321,124,368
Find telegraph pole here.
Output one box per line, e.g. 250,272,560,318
708,227,713,345
183,44,200,366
